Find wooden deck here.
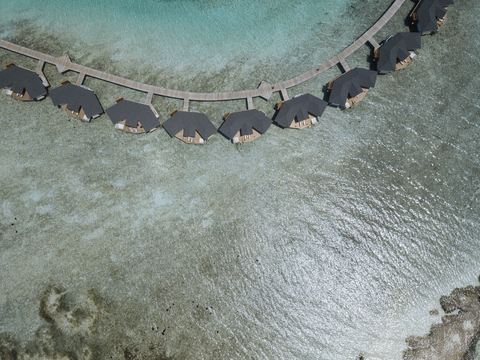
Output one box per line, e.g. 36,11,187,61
0,0,405,110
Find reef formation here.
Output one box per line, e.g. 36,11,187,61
404,278,480,360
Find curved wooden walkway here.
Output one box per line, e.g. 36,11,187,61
0,0,405,110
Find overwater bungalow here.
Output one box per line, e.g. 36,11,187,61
0,63,48,101
105,98,160,134
375,32,422,74
410,0,454,35
49,80,103,122
274,93,328,129
218,109,272,143
327,67,377,109
162,110,217,144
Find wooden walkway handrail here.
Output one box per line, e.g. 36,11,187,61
0,0,405,105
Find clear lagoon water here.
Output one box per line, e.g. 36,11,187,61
0,0,393,92
1,0,480,359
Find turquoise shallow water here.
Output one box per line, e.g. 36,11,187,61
0,0,389,91
1,0,480,359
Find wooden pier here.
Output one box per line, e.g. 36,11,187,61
0,0,405,110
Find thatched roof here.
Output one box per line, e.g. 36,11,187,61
274,94,328,128
218,109,272,139
163,111,217,139
49,82,103,118
328,68,377,107
414,0,454,34
106,100,160,132
377,32,422,73
0,65,47,99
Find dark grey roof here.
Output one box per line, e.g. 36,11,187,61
0,65,47,99
105,100,160,132
377,32,422,73
49,82,103,118
328,68,377,107
162,111,217,139
414,0,454,34
274,94,328,128
218,109,272,139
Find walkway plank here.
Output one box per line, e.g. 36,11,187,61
76,72,86,86
146,92,153,105
183,97,189,111
247,97,253,110
369,38,380,49
35,60,45,73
